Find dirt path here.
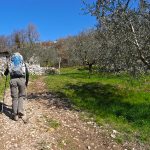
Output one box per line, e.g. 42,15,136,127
0,77,143,150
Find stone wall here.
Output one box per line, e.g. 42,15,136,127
0,57,59,76
27,64,59,75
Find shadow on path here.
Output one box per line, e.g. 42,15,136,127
27,92,72,110
0,102,13,119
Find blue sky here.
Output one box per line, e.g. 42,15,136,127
0,0,96,41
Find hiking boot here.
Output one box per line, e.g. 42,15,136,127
18,112,28,123
13,115,18,121
18,112,24,118
22,115,28,123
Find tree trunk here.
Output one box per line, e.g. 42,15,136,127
130,21,150,69
58,57,61,74
88,64,93,78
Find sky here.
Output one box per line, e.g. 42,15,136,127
0,0,96,41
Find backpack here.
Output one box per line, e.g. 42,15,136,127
9,53,26,77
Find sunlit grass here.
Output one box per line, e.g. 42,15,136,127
45,67,150,144
0,76,9,100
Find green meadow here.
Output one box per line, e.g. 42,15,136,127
45,67,150,144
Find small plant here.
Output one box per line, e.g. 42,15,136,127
44,117,60,129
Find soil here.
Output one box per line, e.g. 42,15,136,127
0,77,149,150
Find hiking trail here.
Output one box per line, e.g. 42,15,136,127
0,77,142,150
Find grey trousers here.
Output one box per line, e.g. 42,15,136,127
10,78,26,115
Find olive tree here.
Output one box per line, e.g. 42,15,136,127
82,0,150,74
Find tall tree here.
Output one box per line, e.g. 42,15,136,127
82,0,150,74
26,23,39,46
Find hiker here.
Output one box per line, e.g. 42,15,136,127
4,52,29,121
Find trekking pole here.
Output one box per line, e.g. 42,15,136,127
1,75,8,113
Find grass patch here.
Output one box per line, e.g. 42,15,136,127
30,74,39,81
44,116,60,129
0,76,9,101
45,67,150,144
